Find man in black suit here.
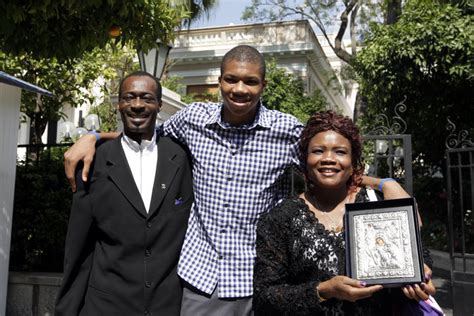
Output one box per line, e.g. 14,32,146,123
55,71,193,315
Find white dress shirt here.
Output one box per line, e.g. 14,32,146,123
121,132,158,213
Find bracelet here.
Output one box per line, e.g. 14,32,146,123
316,285,327,302
87,130,100,141
378,178,396,191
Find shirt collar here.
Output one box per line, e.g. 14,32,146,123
206,101,272,130
122,130,157,152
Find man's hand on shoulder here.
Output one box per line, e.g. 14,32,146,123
64,134,97,192
64,131,121,191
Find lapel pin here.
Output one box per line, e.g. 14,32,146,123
161,184,166,190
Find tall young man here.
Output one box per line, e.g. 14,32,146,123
63,46,410,315
56,72,193,315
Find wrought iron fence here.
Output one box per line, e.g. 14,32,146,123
445,119,474,315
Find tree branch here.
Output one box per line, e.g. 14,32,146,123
334,0,358,64
350,0,360,57
307,4,338,53
271,0,335,53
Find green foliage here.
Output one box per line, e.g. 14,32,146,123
194,92,219,103
354,0,473,250
354,0,473,167
162,75,187,95
182,0,219,27
87,45,140,132
180,94,199,104
262,61,329,123
99,45,141,96
88,102,118,133
0,50,108,143
0,0,217,137
0,0,185,60
0,44,139,141
10,146,72,272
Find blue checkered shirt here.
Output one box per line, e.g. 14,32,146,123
162,102,303,298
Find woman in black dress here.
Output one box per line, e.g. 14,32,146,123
253,111,435,315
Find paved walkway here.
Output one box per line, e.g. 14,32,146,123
430,249,453,315
432,274,452,316
429,248,474,316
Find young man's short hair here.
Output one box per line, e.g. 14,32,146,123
221,45,266,79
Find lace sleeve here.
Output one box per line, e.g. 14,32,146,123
253,204,325,315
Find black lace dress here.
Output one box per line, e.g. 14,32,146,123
253,188,432,316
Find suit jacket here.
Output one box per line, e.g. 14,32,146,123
55,135,193,316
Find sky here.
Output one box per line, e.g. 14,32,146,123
189,0,341,36
191,0,252,28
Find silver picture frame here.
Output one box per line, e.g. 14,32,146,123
344,198,424,287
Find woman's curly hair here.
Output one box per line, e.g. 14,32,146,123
300,110,364,189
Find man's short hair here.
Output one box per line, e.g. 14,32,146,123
118,71,162,101
221,45,266,80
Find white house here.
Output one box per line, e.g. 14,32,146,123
168,19,355,116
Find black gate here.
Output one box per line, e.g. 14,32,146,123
363,98,413,194
445,119,474,315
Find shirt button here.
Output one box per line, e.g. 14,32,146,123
145,249,152,257
145,281,152,288
146,222,152,228
218,255,223,260
144,310,150,316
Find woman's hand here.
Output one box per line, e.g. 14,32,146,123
317,276,383,303
402,264,436,301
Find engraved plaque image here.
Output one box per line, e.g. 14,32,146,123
345,198,424,287
354,210,414,280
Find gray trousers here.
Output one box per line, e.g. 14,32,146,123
180,282,254,316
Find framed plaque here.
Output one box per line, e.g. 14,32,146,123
344,198,424,287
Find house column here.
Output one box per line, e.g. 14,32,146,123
0,83,21,315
